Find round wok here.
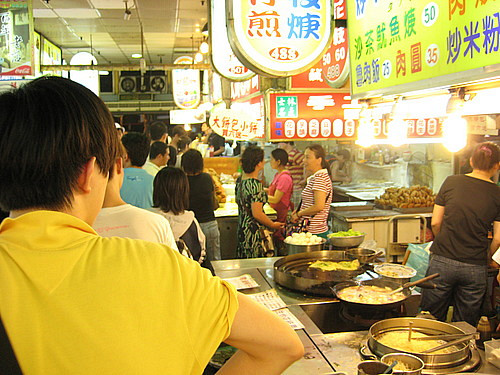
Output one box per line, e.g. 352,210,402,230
332,278,411,312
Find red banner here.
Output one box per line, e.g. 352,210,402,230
269,92,352,140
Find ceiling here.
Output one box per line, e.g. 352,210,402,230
33,0,208,66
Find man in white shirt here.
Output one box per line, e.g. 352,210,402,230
94,154,177,250
143,141,169,177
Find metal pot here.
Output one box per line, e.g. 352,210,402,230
328,234,365,248
346,248,383,264
368,318,471,369
273,251,364,296
284,239,325,255
374,263,417,285
332,278,412,313
381,353,424,375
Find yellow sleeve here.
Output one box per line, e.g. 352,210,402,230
173,253,239,366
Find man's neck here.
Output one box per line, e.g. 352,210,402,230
151,158,163,168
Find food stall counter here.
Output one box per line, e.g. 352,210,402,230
212,258,498,374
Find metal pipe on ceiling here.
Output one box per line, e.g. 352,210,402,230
40,64,211,71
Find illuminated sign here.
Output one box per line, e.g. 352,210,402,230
0,0,33,76
227,0,333,77
231,74,260,100
210,0,255,81
290,27,350,89
210,107,264,140
269,92,352,140
172,56,201,109
347,0,500,98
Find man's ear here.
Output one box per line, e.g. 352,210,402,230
116,157,124,175
77,157,97,194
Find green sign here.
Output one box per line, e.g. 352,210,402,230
347,0,500,98
276,96,298,118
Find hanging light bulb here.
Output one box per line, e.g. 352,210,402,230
355,118,375,148
194,52,203,63
443,88,467,152
387,118,408,147
200,41,209,54
442,113,467,152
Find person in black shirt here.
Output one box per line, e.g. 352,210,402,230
202,122,225,156
421,142,500,326
181,149,221,261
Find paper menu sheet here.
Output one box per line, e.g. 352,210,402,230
222,274,259,290
246,289,287,311
274,308,305,330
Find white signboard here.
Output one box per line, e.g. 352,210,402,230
210,0,255,81
170,109,206,124
210,108,264,140
172,56,201,109
227,0,333,77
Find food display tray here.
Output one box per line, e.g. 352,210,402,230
393,207,433,213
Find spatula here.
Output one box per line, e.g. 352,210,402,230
388,273,440,295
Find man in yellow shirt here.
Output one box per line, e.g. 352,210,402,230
0,77,303,374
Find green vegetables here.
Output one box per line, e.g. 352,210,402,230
328,229,364,238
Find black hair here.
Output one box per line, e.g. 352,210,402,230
306,144,329,170
149,121,167,141
181,149,204,175
149,141,168,159
271,148,289,167
153,167,189,215
241,145,264,174
471,142,500,171
172,125,187,138
167,145,178,166
121,132,150,167
336,149,351,160
177,135,191,152
0,76,120,211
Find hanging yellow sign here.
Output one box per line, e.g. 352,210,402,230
347,0,500,98
227,0,333,77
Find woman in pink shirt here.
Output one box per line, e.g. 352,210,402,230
268,148,293,247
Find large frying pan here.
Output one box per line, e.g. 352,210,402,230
273,251,365,296
332,275,438,313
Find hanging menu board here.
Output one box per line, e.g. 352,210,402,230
227,0,333,77
0,0,33,76
269,92,352,141
347,0,500,98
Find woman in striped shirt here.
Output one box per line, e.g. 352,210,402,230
291,145,332,239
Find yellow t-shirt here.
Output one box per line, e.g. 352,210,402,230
0,211,238,374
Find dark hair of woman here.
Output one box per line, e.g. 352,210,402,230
336,149,351,160
271,148,288,166
181,149,204,175
153,167,189,215
167,145,177,166
306,144,329,170
470,141,500,171
240,145,264,173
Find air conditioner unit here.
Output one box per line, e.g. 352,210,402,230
150,75,167,93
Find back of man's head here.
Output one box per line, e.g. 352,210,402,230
122,132,150,167
150,141,168,160
0,76,120,212
172,125,187,139
149,121,167,142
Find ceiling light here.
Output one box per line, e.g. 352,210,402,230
131,53,142,59
194,52,203,63
200,41,209,54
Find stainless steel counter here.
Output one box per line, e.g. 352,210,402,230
212,257,499,374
